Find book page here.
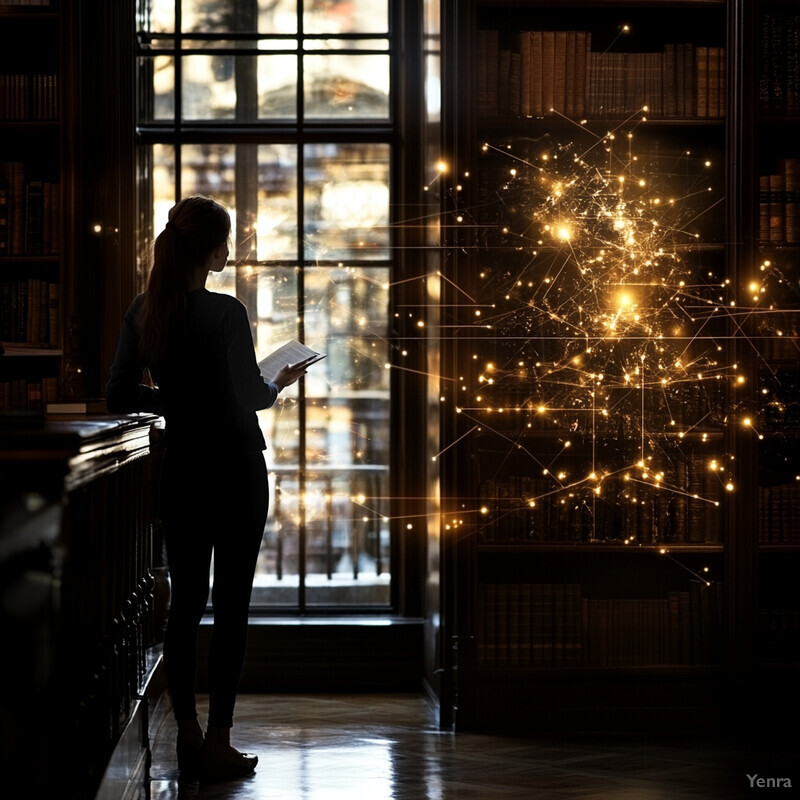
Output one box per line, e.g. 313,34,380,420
258,339,325,382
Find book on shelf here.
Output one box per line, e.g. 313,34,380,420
760,158,800,245
759,482,800,543
760,13,800,115
477,581,723,668
477,446,722,545
479,29,724,121
0,277,58,345
0,73,58,121
0,162,59,256
0,376,56,415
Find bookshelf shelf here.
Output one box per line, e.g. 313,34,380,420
477,543,725,553
1,345,62,357
0,0,63,416
472,664,725,677
476,0,724,7
0,11,58,20
0,255,59,264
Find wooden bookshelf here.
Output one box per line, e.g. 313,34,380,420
0,0,63,415
432,0,787,730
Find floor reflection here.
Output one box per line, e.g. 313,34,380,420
142,693,793,800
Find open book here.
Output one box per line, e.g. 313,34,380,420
258,339,326,383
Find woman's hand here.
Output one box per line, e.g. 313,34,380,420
272,362,308,391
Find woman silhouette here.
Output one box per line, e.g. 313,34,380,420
107,196,306,782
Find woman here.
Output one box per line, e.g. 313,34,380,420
107,196,306,782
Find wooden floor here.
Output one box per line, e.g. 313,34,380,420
140,693,795,799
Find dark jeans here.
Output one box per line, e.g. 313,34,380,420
161,449,268,728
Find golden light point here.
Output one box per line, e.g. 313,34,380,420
436,160,448,173
726,483,734,492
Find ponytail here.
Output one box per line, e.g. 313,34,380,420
138,196,231,365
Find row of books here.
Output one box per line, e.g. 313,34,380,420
478,464,723,545
0,278,59,344
0,163,60,255
477,582,723,667
0,376,57,414
758,483,800,543
755,313,800,361
759,159,800,245
760,14,800,115
759,608,800,662
478,30,725,120
0,74,58,121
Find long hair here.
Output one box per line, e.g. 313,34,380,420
138,196,231,365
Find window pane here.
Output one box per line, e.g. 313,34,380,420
153,143,177,224
258,55,298,119
303,54,389,119
254,267,302,607
303,0,389,34
151,55,175,120
180,38,299,52
179,0,298,34
304,38,389,52
304,143,390,261
181,143,236,207
256,144,299,260
140,0,174,34
304,266,391,605
182,55,236,120
180,54,298,121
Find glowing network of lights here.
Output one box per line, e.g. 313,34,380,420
428,117,779,554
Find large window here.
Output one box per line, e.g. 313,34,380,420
136,0,394,610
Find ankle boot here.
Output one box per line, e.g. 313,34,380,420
201,725,258,782
175,719,204,779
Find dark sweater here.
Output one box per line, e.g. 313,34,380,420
106,289,278,453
